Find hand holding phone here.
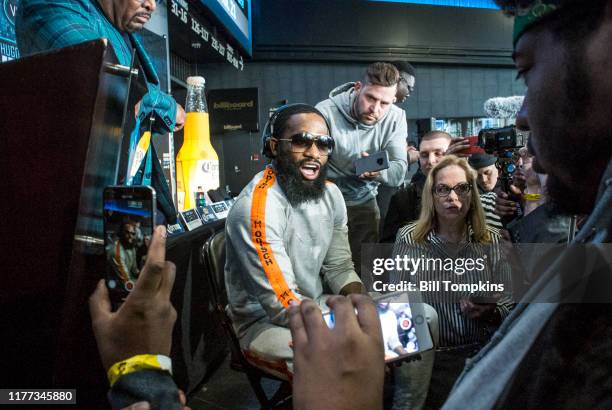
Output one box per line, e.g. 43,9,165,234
103,186,157,309
322,292,433,364
289,296,385,410
446,136,484,157
355,151,389,177
90,226,177,371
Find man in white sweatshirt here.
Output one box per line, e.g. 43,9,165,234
224,103,363,378
316,62,408,276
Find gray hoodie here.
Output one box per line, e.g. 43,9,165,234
316,82,408,206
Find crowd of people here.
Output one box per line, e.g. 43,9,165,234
12,0,612,408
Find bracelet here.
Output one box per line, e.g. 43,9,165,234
107,354,172,387
523,193,542,201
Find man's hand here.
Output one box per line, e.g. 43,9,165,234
120,390,190,410
511,167,527,192
174,104,186,132
445,137,471,157
134,101,185,132
358,151,382,179
289,295,384,410
89,226,177,371
407,146,420,164
495,191,521,217
134,101,142,120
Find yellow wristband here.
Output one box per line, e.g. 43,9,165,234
523,193,542,201
107,354,172,387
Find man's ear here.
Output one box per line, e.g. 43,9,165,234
269,138,278,157
354,81,362,92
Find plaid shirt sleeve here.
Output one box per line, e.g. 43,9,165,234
16,0,178,133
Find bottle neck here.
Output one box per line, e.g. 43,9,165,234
185,85,207,113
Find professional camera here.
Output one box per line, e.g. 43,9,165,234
477,125,528,193
477,125,527,152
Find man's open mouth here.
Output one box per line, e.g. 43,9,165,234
299,162,321,180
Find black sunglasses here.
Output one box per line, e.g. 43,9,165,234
276,132,334,156
433,183,471,197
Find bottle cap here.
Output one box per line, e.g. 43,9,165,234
186,76,205,87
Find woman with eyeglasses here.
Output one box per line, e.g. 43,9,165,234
390,155,514,409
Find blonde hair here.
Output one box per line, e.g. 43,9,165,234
412,155,492,244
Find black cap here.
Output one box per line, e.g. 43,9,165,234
468,153,497,170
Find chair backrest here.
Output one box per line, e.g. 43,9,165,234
201,228,293,407
202,229,251,365
202,229,227,308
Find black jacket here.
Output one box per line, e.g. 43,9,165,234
380,170,425,243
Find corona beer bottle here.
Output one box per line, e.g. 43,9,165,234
176,76,219,210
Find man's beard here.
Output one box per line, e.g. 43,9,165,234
545,173,586,215
275,151,327,207
352,92,376,125
544,148,606,216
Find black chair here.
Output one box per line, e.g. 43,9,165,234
201,229,292,409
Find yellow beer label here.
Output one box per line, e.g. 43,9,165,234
176,112,220,210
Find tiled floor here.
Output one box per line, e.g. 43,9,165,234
189,355,291,409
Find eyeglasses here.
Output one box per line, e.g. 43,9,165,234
433,183,471,197
275,132,334,156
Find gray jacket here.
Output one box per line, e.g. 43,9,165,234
316,82,408,206
225,166,361,337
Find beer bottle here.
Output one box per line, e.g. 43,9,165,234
176,76,219,210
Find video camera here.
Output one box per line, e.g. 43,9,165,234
478,125,527,152
477,125,528,192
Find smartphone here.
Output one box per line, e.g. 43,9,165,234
355,151,389,175
323,292,434,364
461,136,485,155
103,186,156,309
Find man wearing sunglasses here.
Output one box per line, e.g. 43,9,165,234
224,103,363,378
316,62,409,276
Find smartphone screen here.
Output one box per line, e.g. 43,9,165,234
323,295,429,363
103,186,156,308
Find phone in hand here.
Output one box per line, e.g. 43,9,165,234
322,292,434,364
462,136,485,155
354,151,389,176
103,186,156,309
